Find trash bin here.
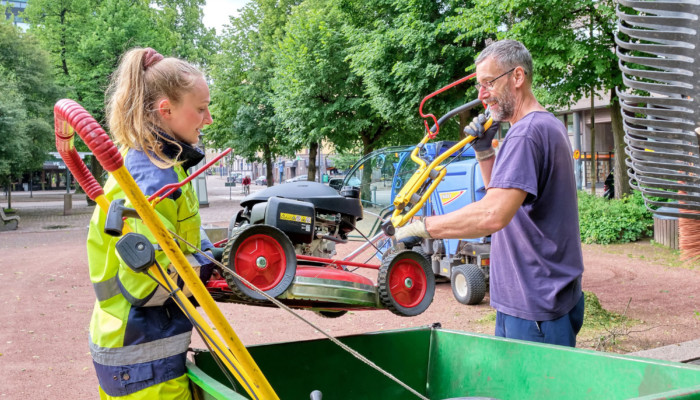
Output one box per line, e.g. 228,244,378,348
322,173,329,183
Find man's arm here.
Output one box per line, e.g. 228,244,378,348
424,187,527,239
478,155,495,188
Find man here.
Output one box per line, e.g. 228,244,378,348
396,40,584,347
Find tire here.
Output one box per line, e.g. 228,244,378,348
314,310,348,319
411,245,431,264
378,249,435,317
221,224,296,301
228,213,249,238
451,264,486,305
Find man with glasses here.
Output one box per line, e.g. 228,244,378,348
397,40,584,347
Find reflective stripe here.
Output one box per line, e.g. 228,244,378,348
93,276,120,302
116,275,154,307
89,332,191,367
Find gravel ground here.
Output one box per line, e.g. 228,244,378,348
1,175,698,399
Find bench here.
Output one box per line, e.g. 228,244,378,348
0,208,19,231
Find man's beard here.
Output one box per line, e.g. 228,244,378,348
490,92,515,122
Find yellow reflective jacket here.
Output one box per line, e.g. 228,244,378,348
87,142,212,396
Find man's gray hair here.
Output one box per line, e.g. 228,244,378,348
476,40,533,82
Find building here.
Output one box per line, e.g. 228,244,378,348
3,0,29,30
556,90,615,190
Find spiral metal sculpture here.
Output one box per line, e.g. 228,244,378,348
616,0,700,219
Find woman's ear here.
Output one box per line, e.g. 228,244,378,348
157,98,172,120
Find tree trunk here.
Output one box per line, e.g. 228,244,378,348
359,133,376,202
589,89,596,196
264,144,274,187
308,142,318,182
6,182,12,210
609,88,630,198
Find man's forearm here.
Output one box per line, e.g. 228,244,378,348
423,187,527,239
477,153,495,188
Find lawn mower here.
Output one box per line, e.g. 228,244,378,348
205,180,436,317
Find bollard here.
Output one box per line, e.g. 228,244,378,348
63,193,73,215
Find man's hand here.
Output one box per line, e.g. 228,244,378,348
395,220,431,241
464,113,500,153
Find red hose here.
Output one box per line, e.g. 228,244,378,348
54,99,124,200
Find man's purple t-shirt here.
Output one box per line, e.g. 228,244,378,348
488,111,583,321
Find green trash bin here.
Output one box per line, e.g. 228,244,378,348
322,173,329,183
188,326,700,399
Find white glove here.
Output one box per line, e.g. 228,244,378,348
395,220,431,241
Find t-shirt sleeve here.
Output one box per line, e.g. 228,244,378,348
488,135,541,204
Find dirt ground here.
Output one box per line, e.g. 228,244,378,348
1,184,699,398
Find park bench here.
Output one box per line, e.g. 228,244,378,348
0,208,19,231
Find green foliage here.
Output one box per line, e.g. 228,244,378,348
25,0,216,124
329,151,363,172
578,191,653,245
272,0,373,152
445,0,620,109
342,0,485,145
0,21,60,188
582,291,626,328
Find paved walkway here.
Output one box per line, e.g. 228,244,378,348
1,175,263,233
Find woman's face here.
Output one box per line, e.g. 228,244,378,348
165,76,213,145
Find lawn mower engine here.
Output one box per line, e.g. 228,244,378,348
209,182,368,309
230,181,362,258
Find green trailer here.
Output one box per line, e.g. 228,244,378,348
188,325,700,399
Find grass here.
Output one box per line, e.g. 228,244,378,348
578,291,638,352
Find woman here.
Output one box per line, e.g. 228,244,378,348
86,47,214,399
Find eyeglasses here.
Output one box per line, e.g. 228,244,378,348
475,67,516,91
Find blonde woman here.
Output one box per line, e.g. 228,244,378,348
87,47,214,399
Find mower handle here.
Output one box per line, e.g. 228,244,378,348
419,72,477,139
54,99,122,200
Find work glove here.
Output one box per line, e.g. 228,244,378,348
465,113,500,153
395,220,431,241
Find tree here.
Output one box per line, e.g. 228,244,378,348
153,0,218,67
272,0,380,182
342,0,487,145
446,0,630,197
26,0,216,187
0,21,60,208
206,1,299,186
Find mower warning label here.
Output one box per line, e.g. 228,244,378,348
440,190,465,206
280,212,312,224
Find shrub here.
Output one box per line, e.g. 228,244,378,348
578,191,653,244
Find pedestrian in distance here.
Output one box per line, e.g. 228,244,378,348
396,39,585,347
87,47,215,399
242,175,251,195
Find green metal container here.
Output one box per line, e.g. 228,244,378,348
188,326,700,399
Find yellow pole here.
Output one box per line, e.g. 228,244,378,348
107,168,278,400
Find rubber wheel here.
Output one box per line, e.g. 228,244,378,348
314,310,348,319
378,249,435,317
228,214,249,237
411,245,431,264
221,224,296,301
451,264,486,305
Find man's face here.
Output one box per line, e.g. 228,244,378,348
475,57,516,122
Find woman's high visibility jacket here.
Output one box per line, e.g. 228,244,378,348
87,139,213,397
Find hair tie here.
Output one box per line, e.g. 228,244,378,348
143,48,164,70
